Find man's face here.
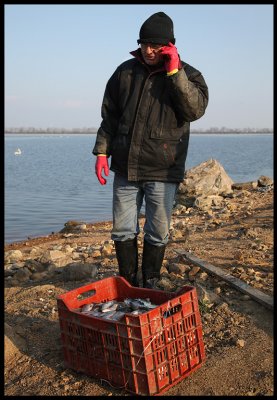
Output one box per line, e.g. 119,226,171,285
140,43,164,66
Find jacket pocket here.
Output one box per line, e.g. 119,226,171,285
150,127,184,140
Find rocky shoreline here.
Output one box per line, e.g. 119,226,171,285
4,159,274,296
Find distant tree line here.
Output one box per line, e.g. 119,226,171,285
5,127,98,133
5,126,273,134
191,127,273,133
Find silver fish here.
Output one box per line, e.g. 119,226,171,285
102,302,119,313
111,311,126,321
131,310,145,315
80,298,158,320
101,300,116,312
81,303,94,313
124,298,157,311
134,298,157,309
89,310,104,317
102,310,117,319
123,299,133,308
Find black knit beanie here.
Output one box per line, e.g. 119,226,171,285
137,12,175,45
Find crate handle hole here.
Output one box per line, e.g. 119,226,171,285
163,304,182,318
77,289,96,300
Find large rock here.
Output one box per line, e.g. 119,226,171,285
40,250,72,268
59,220,87,233
62,262,98,281
177,159,234,206
257,175,273,187
5,250,23,264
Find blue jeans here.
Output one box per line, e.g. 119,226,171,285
111,173,179,246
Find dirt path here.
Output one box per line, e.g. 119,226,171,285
4,187,274,396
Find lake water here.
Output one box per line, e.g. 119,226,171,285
5,133,273,243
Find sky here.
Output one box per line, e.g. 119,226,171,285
5,4,273,130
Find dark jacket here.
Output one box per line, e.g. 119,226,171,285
92,49,209,182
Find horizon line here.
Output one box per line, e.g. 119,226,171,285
4,127,274,132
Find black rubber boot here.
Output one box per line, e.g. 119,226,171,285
114,238,138,286
141,240,166,288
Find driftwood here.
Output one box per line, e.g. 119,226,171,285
175,249,273,311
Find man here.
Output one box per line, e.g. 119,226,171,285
93,11,208,288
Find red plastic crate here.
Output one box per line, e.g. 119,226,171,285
57,276,205,396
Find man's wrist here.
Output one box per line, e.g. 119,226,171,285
167,68,179,76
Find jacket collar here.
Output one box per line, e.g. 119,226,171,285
130,48,182,74
130,48,166,74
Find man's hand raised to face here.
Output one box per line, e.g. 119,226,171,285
160,42,180,75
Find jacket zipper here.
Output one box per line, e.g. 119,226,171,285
128,67,164,179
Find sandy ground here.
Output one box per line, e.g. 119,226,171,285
4,186,274,396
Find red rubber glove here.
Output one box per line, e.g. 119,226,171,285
95,155,109,185
160,42,180,75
